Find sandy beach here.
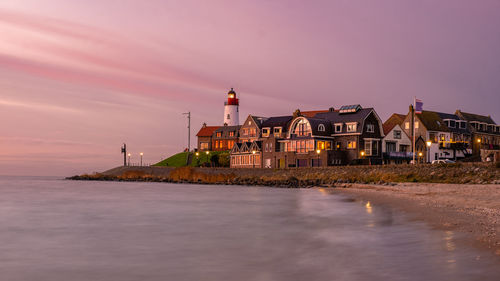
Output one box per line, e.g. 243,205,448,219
335,183,500,255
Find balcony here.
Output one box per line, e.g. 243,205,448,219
384,152,413,159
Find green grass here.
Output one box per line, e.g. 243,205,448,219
153,151,229,167
153,152,190,167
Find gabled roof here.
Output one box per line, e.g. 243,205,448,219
306,117,333,136
250,116,268,128
261,116,293,130
196,125,220,137
416,111,450,132
456,110,496,125
436,112,469,134
383,113,406,135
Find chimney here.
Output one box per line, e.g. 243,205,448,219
202,123,207,128
329,107,335,112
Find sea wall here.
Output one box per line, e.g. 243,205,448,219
68,163,500,187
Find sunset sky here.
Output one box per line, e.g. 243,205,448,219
1,0,499,176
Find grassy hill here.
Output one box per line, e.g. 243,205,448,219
153,151,229,167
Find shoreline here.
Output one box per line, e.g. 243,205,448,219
335,183,500,256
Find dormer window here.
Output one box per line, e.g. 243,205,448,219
346,123,357,132
460,121,466,129
318,124,325,132
334,123,342,133
449,120,455,128
262,128,270,137
274,127,282,136
366,124,374,133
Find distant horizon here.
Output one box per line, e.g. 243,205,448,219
1,0,499,176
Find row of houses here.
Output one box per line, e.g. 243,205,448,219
196,89,500,168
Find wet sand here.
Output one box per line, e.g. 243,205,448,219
335,183,500,255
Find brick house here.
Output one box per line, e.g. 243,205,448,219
212,124,240,151
455,110,500,161
196,123,220,151
233,105,384,168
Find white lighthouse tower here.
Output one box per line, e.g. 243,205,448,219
223,88,239,126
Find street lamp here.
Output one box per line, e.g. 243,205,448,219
360,151,365,157
205,151,210,166
426,141,432,163
140,152,143,166
316,149,321,167
127,153,131,166
252,150,256,168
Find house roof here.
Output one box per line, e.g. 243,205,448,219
214,125,240,139
383,113,406,135
314,108,375,134
302,110,329,118
415,111,450,132
249,116,268,128
456,110,496,124
196,125,220,137
436,112,470,134
261,116,293,130
306,117,333,136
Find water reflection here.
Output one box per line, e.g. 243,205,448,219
0,178,500,281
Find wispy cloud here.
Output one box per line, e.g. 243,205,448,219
0,98,82,114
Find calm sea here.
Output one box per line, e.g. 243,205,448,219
0,176,499,281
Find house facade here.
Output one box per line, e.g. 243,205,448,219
212,124,240,151
230,105,384,168
401,108,472,163
382,116,412,164
196,123,220,152
455,110,500,162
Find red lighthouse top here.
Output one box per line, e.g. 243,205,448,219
226,88,239,106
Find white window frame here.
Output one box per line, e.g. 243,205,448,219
393,130,401,139
347,141,356,149
366,124,374,133
334,123,342,133
346,122,357,133
318,124,325,132
262,127,270,137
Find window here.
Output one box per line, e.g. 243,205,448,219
318,124,325,132
201,142,209,150
460,122,466,129
449,120,455,128
405,122,410,129
274,127,282,136
216,132,222,138
393,130,401,139
346,123,357,132
227,114,231,120
262,128,270,137
366,124,374,133
317,141,325,150
335,123,342,133
364,141,372,156
229,131,235,137
292,119,312,136
325,141,332,150
414,121,419,129
269,143,273,152
364,140,378,156
336,142,341,150
347,141,356,149
242,128,248,136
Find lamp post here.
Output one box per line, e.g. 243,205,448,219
252,150,256,168
127,153,131,166
140,152,143,166
426,141,432,163
205,151,210,166
316,149,321,167
418,152,423,164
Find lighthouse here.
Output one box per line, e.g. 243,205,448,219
223,88,239,126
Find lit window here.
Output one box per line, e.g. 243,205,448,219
414,121,419,129
227,114,230,120
347,141,356,149
405,122,410,129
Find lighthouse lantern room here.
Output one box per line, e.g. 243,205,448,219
223,88,239,126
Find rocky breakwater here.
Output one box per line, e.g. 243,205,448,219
67,162,500,187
